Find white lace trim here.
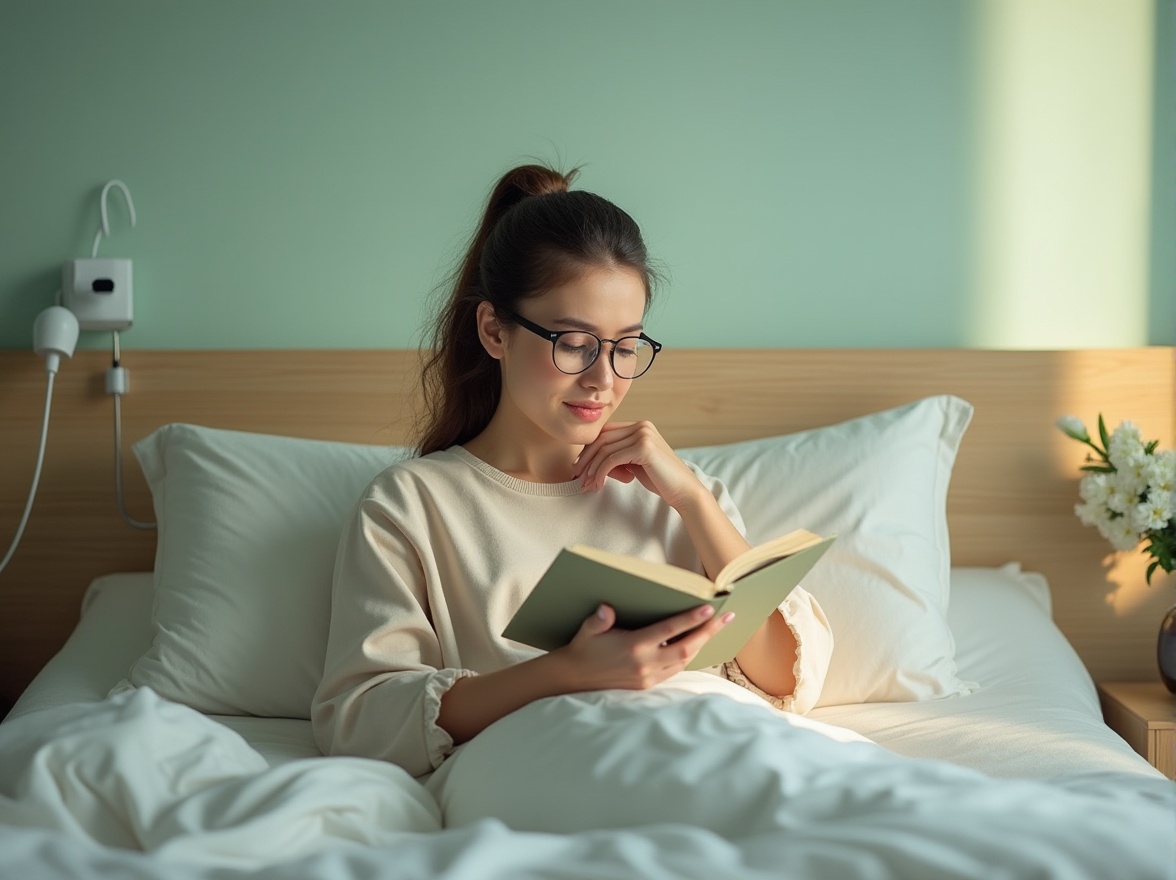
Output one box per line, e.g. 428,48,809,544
720,588,833,715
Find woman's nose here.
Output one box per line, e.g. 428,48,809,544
579,349,615,388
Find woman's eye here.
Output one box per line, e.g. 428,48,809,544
557,335,596,354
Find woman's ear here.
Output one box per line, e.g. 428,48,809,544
475,301,507,360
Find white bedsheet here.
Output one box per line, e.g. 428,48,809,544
812,565,1159,778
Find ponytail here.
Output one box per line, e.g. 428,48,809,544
415,164,655,455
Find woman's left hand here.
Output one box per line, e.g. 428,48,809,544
575,421,702,510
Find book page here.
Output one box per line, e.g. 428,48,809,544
715,529,825,589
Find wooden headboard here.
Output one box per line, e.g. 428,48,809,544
2,347,1173,708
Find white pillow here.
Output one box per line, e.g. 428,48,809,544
121,424,410,717
679,395,977,707
125,396,970,718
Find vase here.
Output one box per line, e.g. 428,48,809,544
1160,605,1176,695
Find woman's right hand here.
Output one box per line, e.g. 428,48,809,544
439,604,734,747
551,603,735,691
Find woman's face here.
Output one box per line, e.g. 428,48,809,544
489,265,649,451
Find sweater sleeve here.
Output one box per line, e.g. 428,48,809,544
719,587,834,714
311,492,474,778
689,465,835,714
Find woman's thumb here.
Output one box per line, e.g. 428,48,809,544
579,603,615,636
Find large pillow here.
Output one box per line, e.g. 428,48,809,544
118,424,410,717
679,395,977,707
123,396,971,719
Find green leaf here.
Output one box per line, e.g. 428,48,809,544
1145,439,1159,455
1144,530,1176,583
1098,414,1110,450
1156,543,1174,568
1079,465,1116,473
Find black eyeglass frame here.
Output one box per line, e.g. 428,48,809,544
508,312,663,379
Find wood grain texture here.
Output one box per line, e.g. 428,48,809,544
1,347,1173,707
1098,682,1176,778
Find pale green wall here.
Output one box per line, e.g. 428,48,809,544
0,1,1170,351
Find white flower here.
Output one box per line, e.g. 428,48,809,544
1075,501,1110,529
1093,517,1115,543
1078,473,1110,506
1061,412,1174,581
1105,517,1141,551
1055,415,1089,442
1155,488,1176,514
1117,454,1150,497
1132,502,1166,534
1144,450,1176,495
1108,421,1144,470
1135,490,1173,532
1104,476,1138,515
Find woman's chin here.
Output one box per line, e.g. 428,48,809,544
564,424,605,447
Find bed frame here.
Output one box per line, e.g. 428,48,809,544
1,347,1173,710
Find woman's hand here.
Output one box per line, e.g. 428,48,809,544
575,421,702,510
551,603,735,691
579,419,752,582
440,603,735,745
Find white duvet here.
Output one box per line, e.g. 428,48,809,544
1,687,1173,880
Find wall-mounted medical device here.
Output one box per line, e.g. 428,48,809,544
2,179,153,576
62,257,133,331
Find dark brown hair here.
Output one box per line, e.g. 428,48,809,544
415,164,657,455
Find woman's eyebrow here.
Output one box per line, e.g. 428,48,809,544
552,317,644,334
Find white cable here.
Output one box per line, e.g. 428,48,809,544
91,179,137,259
113,393,155,531
110,331,156,531
0,374,56,574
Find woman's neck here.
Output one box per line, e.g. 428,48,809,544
462,422,579,484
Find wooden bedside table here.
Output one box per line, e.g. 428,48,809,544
1097,682,1176,779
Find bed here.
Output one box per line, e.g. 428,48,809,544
0,347,1174,879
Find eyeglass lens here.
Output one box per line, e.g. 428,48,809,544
553,332,655,379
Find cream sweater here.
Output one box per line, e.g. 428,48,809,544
312,446,833,777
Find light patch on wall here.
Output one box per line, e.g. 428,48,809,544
970,0,1155,348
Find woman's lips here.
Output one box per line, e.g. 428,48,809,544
565,402,605,422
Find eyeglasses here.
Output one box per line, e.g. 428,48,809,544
508,312,662,379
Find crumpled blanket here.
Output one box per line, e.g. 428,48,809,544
0,688,438,867
0,685,1173,880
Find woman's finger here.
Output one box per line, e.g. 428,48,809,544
638,603,719,646
579,426,659,490
605,465,637,483
583,449,639,491
576,422,638,479
673,612,735,655
649,612,736,671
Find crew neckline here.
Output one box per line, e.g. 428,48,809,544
448,445,585,497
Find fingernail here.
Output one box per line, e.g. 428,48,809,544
698,605,715,619
597,605,608,620
721,612,735,624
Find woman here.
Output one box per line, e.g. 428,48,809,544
312,165,833,778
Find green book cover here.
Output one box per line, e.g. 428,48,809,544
502,530,835,670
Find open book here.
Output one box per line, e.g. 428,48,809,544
502,529,835,670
